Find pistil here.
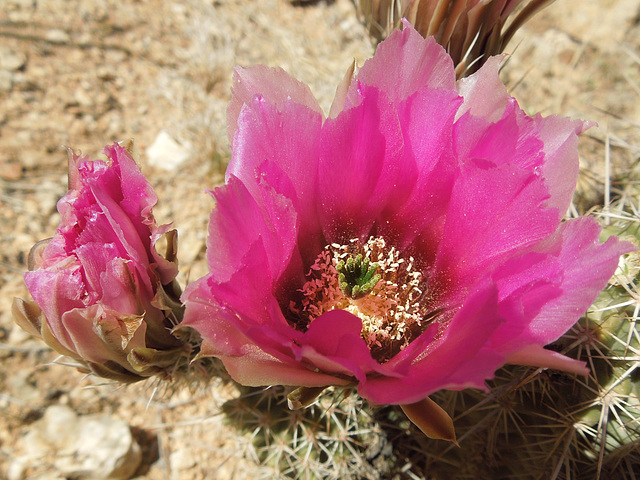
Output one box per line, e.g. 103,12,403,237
336,254,381,298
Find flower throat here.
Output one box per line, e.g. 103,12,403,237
289,236,439,363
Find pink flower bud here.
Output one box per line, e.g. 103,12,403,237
13,142,186,382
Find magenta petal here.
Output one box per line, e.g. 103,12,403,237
455,89,591,219
487,217,633,359
182,281,346,388
75,245,141,315
226,97,324,260
359,281,505,404
378,87,461,253
351,19,456,103
207,175,298,283
90,183,151,266
98,257,140,315
227,98,322,207
222,348,351,388
103,143,158,228
488,258,563,354
297,310,380,382
74,243,115,298
433,160,558,293
300,310,365,357
318,85,404,240
181,282,251,358
206,239,280,326
454,101,545,173
227,65,323,146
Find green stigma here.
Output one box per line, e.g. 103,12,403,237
336,253,381,299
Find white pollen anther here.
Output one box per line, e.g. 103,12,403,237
293,236,435,363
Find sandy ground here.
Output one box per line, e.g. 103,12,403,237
1,0,639,478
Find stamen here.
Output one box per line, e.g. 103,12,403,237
290,236,439,363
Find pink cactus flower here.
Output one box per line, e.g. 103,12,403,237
14,142,185,382
181,22,632,406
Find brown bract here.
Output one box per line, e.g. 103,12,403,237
355,0,554,77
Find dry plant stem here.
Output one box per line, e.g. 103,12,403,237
500,0,554,47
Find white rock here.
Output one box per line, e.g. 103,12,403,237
56,414,142,480
145,130,191,171
22,405,142,480
43,405,79,444
7,370,40,404
0,70,13,92
0,46,26,71
169,447,196,471
45,29,70,44
6,455,28,480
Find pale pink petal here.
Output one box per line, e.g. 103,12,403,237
534,114,593,215
456,55,509,122
508,345,589,376
328,60,355,119
60,307,126,364
351,19,456,104
227,65,323,145
25,260,84,352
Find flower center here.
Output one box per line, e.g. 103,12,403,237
336,254,381,299
289,236,439,363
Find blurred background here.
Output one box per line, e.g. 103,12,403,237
1,0,639,478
